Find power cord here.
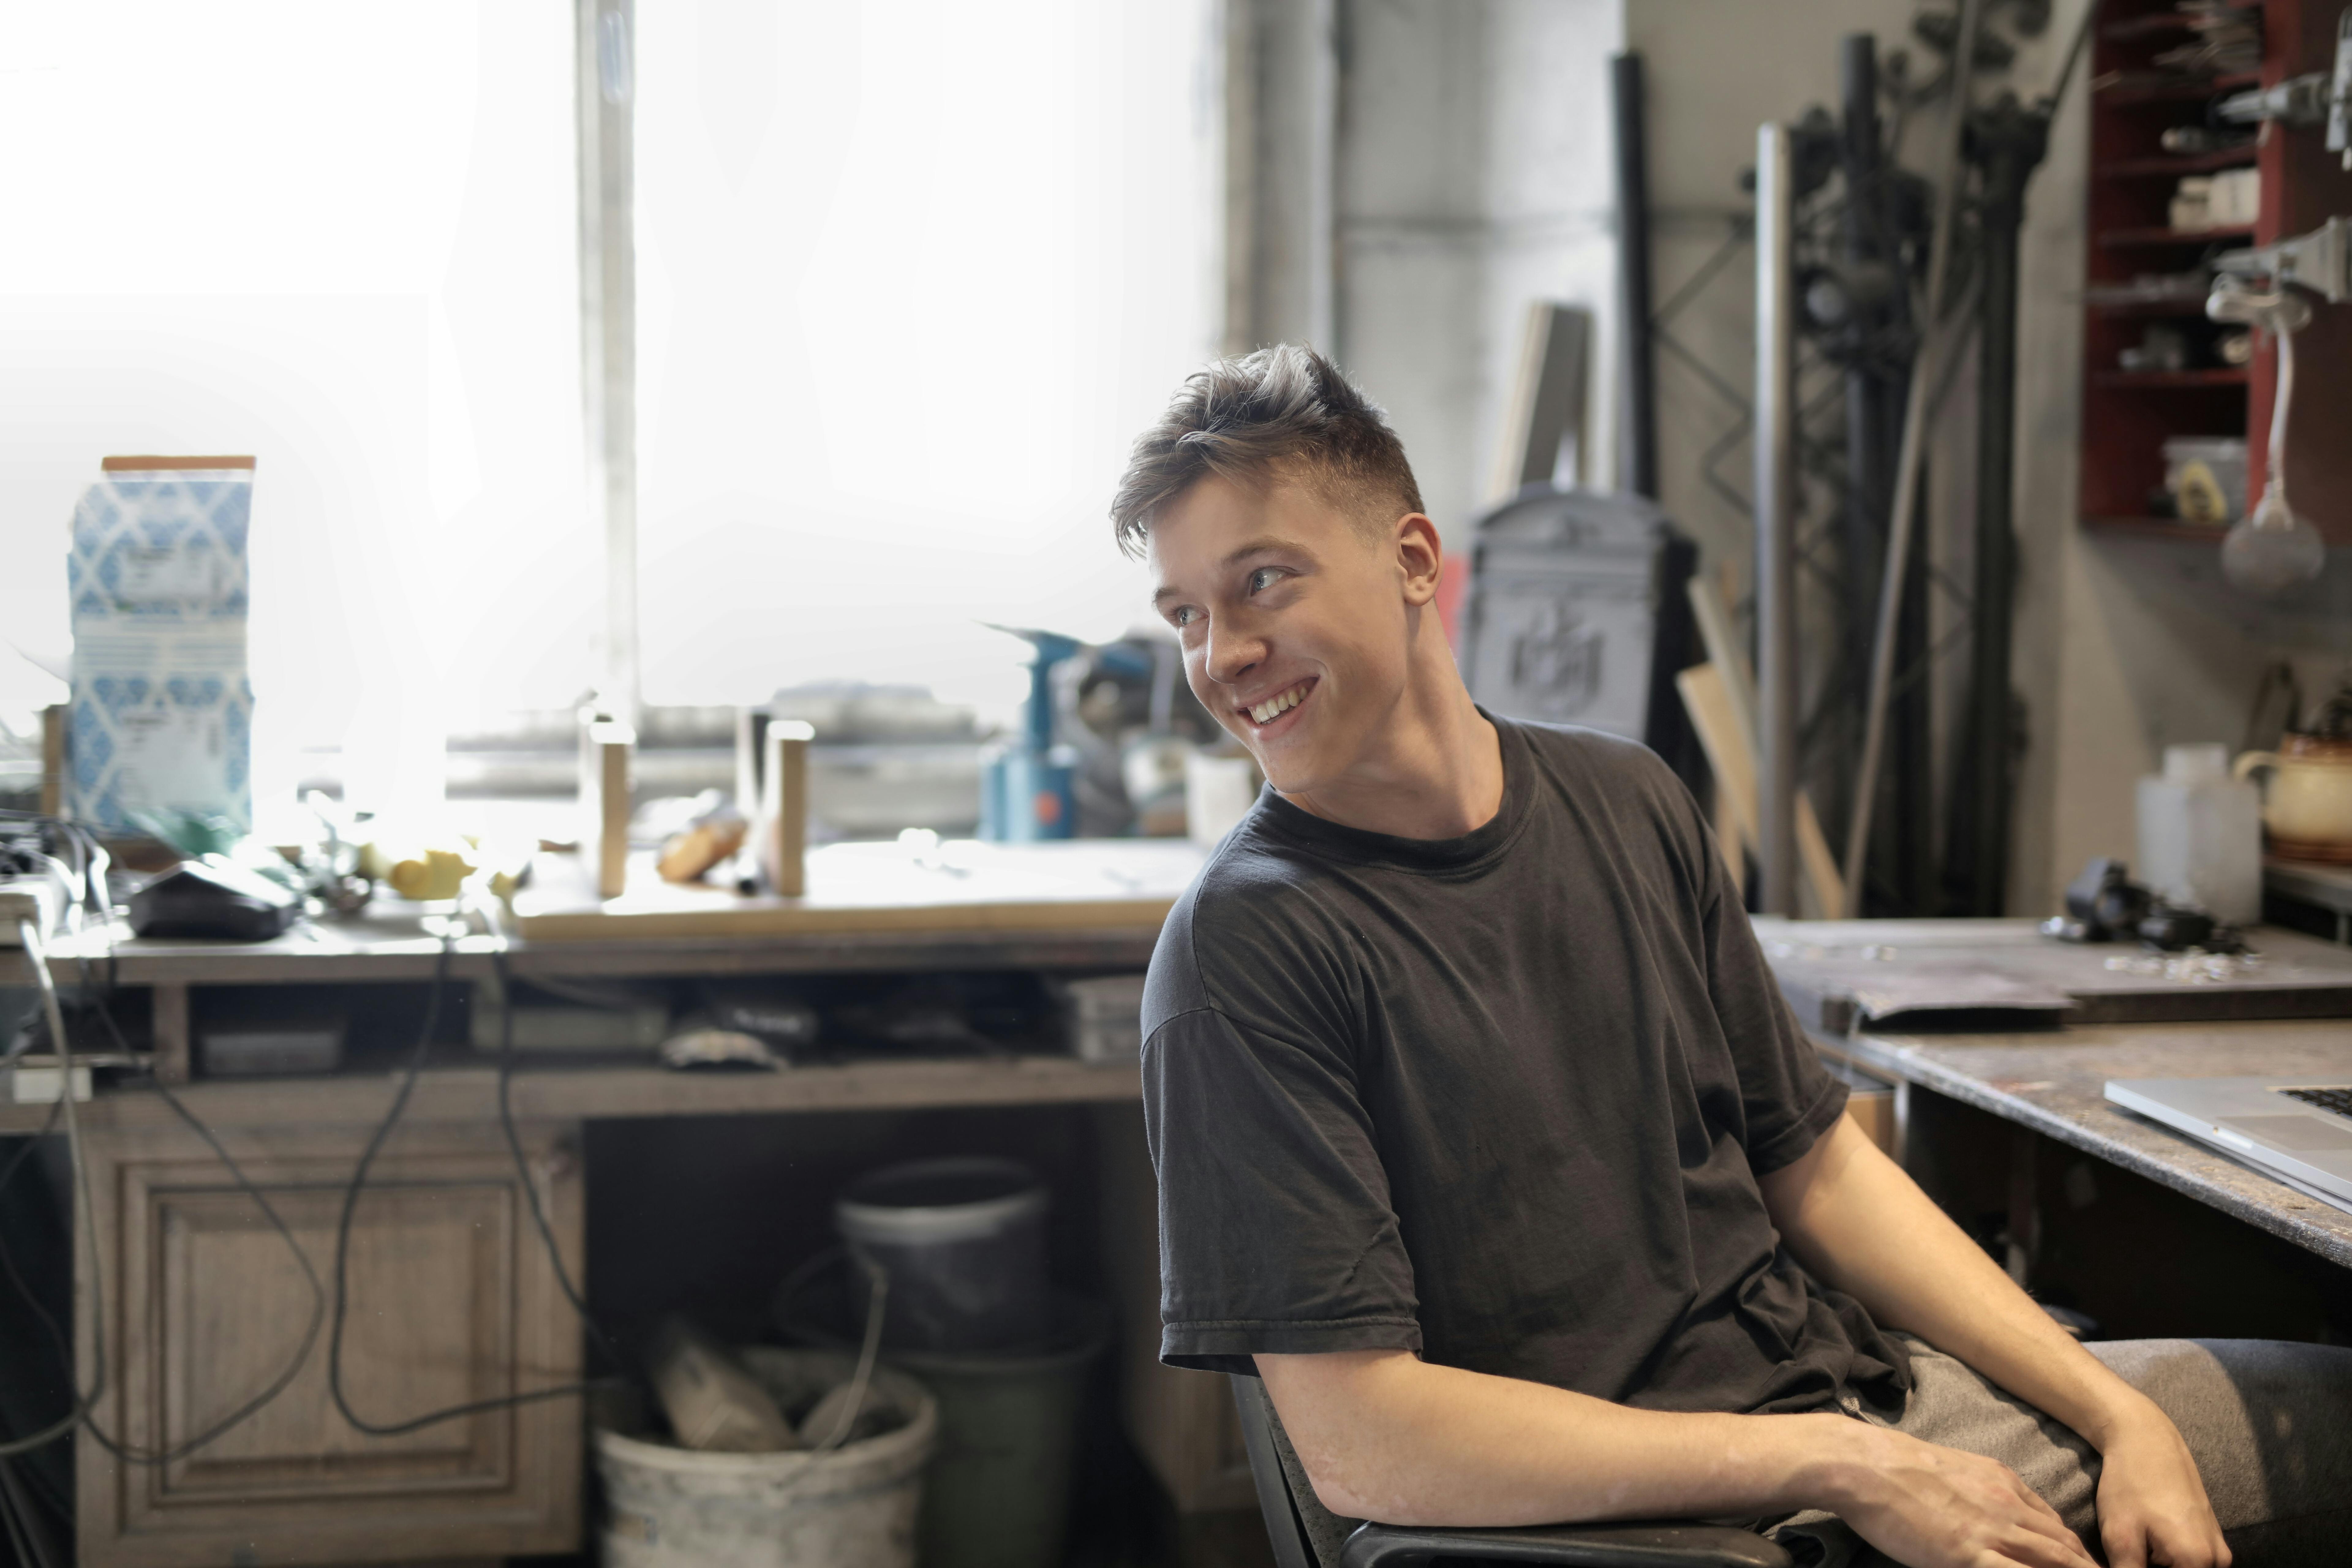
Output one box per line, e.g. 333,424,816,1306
0,921,102,1463
0,816,627,1472
323,909,623,1437
2,918,327,1470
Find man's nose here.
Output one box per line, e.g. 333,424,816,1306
1204,621,1264,688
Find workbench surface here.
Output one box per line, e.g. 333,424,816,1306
1,838,1200,986
1826,1020,2352,1271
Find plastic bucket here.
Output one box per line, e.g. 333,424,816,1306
775,1262,1109,1568
596,1348,937,1568
835,1157,1049,1353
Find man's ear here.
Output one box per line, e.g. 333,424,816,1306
1394,513,1443,606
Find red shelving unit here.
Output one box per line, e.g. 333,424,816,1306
2077,0,2352,541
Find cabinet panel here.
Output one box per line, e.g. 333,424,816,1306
151,1182,512,1501
79,1119,583,1568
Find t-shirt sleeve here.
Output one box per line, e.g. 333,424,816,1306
1142,1005,1423,1376
1682,789,1848,1175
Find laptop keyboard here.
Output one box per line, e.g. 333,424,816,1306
2278,1087,2352,1121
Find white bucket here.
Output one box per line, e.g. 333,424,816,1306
597,1348,937,1568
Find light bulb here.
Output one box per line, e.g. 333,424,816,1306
2222,486,2325,596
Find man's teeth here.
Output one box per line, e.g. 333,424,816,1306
1249,685,1307,725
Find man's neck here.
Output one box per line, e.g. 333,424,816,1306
1281,671,1504,841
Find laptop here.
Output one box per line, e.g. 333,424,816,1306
2104,1078,2352,1214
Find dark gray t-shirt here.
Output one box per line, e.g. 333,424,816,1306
1141,717,1910,1415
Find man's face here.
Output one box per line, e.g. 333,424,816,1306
1147,473,1415,795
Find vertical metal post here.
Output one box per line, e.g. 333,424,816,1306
1839,0,1981,916
1954,94,2049,916
577,0,639,728
1753,123,1798,916
1837,35,1891,703
1611,53,1659,499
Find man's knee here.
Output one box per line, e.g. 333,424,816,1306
2089,1338,2352,1531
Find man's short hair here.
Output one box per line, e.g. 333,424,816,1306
1109,344,1424,559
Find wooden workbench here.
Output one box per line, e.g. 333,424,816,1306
1,838,1198,1117
0,837,1223,1568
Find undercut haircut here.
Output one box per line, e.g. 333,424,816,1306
1109,344,1424,559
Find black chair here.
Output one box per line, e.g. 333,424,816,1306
1229,1375,1792,1568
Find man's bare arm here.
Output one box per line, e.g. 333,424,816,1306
1256,1348,2095,1568
1757,1114,2227,1568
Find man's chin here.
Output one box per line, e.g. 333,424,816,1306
1250,747,1320,800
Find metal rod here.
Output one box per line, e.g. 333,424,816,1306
1955,93,2050,914
1754,121,1798,915
577,0,639,727
1838,35,1893,716
1839,0,1985,915
1612,52,1660,499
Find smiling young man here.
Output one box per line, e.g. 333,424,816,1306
1115,345,2352,1568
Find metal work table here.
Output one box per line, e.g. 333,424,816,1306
1817,1020,2352,1272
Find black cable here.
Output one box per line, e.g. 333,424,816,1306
0,1456,57,1568
0,925,100,1461
2,924,326,1467
487,943,620,1371
0,1123,70,1374
0,1463,40,1568
326,934,621,1437
13,946,330,1464
6,809,624,1458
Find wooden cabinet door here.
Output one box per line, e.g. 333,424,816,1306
77,1118,584,1568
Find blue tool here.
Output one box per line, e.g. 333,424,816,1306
980,626,1082,841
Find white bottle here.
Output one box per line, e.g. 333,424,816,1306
2136,742,2262,924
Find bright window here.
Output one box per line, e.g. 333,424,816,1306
0,2,1216,815
0,3,585,813
632,0,1218,720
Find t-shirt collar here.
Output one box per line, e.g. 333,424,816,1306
1249,710,1531,873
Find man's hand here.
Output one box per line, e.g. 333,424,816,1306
1821,1424,2098,1568
2090,1403,2229,1568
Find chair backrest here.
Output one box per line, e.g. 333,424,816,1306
1229,1374,1362,1568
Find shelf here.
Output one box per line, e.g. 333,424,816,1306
2099,14,2201,39
2090,368,2250,387
2099,224,2256,247
2096,70,2260,104
2096,149,2260,177
2083,294,2214,316
2081,516,2232,539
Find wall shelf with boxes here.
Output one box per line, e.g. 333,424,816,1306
2078,0,2352,539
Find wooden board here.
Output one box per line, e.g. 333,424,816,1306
511,838,1206,942
0,1055,1144,1136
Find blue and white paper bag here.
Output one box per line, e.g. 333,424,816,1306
67,458,255,833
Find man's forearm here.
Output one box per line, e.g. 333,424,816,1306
1256,1349,1866,1527
1760,1116,2159,1448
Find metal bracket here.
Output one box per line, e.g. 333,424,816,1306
2215,216,2352,305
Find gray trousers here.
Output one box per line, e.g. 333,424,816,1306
1773,1336,2352,1567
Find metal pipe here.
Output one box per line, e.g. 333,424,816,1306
1754,122,1798,915
1838,35,1892,708
1838,0,1985,916
1954,93,2050,914
1612,52,1660,499
577,0,639,727
1967,158,2022,913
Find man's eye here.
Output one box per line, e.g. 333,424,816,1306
1170,605,1199,627
1247,567,1283,594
